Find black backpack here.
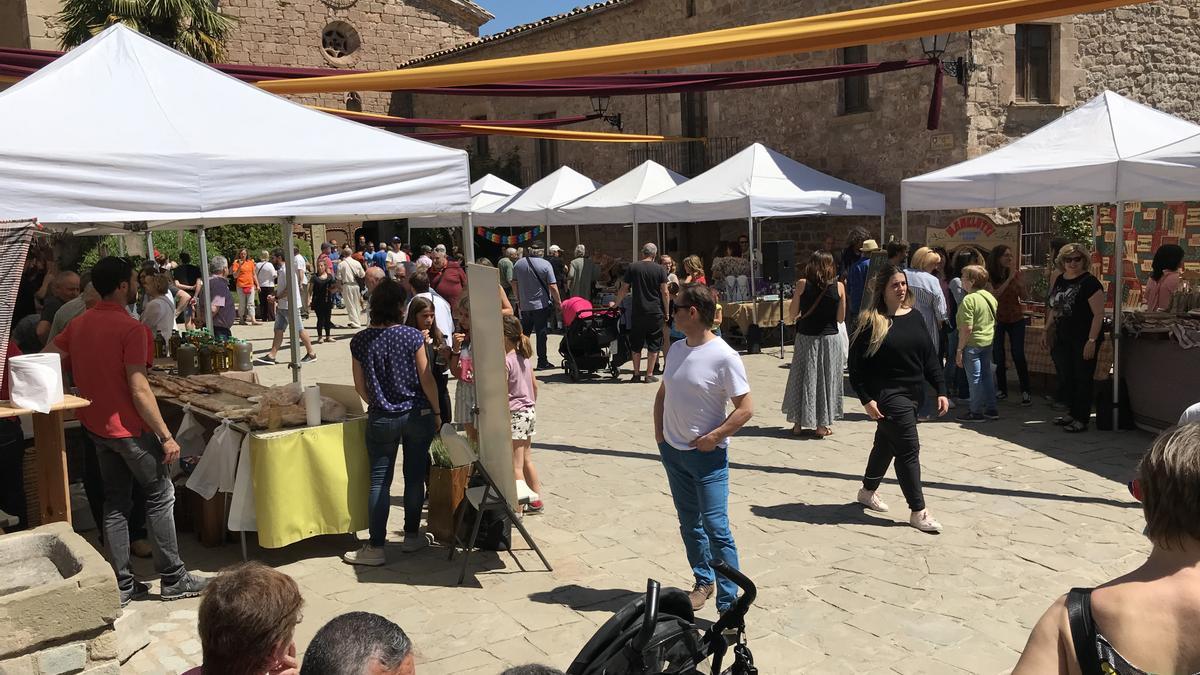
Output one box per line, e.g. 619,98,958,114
455,473,512,551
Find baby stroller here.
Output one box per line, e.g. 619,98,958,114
559,306,629,382
566,562,757,675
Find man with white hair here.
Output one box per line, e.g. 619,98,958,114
512,242,561,370
208,256,236,339
499,247,518,307
568,244,600,302
613,243,670,383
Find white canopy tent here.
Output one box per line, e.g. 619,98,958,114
638,143,886,321
553,160,687,260
486,166,602,248
0,25,470,381
1123,132,1200,201
899,90,1200,423
409,174,520,261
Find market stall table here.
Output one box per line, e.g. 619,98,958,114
0,395,90,525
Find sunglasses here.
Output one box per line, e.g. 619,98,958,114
673,304,694,313
1128,479,1143,502
1064,256,1085,263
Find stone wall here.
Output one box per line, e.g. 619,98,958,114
219,0,488,111
6,0,64,50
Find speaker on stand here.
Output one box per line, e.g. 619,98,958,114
761,241,796,359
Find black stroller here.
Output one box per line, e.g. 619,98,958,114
566,562,757,675
559,306,629,381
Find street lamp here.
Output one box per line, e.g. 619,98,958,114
919,34,977,92
590,94,623,132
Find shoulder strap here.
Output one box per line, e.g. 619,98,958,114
796,282,826,321
1067,588,1102,675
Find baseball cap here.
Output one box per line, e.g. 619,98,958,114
549,244,562,252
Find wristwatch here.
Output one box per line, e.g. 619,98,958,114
157,433,174,444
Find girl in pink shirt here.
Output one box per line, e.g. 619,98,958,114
504,315,544,514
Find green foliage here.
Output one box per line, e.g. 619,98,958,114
429,437,452,469
1053,205,1094,246
58,0,235,61
469,147,523,185
76,225,313,274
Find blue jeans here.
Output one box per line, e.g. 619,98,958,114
993,320,1030,395
962,345,998,415
520,306,552,366
366,409,436,545
658,441,740,612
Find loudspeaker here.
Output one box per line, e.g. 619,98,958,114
761,240,795,284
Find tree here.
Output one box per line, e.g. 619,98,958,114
59,0,235,61
1053,205,1094,246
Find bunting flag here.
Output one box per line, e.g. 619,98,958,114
254,0,1149,94
476,225,544,246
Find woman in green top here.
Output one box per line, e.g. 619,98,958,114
955,265,999,423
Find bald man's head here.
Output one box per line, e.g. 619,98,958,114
364,266,386,293
53,271,81,302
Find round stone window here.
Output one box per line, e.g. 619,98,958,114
321,21,361,63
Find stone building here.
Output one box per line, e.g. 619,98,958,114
404,0,1200,265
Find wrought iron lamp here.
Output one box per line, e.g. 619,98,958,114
920,34,978,91
589,95,623,132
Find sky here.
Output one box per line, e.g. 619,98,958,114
476,1,593,35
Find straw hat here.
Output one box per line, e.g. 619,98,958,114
860,239,881,252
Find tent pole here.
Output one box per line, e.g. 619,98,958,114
892,213,898,243
146,231,154,262
462,212,476,264
197,227,214,336
632,219,638,261
1111,201,1124,429
283,218,301,384
574,224,580,251
117,235,126,256
748,215,757,325
546,222,551,249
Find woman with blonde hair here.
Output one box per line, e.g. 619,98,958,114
955,264,999,423
1044,243,1104,433
782,251,845,438
1014,423,1200,673
139,272,176,341
848,264,949,533
681,255,707,286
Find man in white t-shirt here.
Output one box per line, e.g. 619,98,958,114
255,248,316,365
293,247,310,319
386,238,409,274
653,283,753,615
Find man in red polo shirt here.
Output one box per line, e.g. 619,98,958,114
48,257,207,606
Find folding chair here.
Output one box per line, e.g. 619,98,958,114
440,424,552,585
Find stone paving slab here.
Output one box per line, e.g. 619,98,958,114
115,311,1152,673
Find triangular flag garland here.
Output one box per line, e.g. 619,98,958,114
476,225,545,246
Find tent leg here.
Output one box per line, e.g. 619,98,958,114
146,231,154,262
197,227,214,335
463,213,475,264
117,235,126,256
546,224,551,250
748,216,757,325
893,214,899,243
283,219,301,384
632,220,638,261
574,224,580,251
1111,201,1124,430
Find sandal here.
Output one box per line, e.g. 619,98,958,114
1053,416,1075,426
813,427,833,438
1064,421,1088,433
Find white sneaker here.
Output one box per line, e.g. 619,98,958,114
343,544,385,566
909,510,943,533
856,489,889,513
399,532,431,553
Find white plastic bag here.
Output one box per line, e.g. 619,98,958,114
175,408,206,458
227,434,257,532
186,422,244,500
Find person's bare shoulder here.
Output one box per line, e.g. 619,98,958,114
1013,593,1076,675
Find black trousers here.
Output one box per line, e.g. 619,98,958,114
314,304,334,338
861,395,925,512
0,422,26,530
1051,338,1097,424
258,287,275,321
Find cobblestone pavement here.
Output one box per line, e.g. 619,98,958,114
120,313,1151,674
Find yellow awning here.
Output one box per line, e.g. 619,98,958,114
260,0,1147,94
311,106,700,142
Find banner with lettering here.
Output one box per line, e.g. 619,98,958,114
926,213,1019,254
476,225,545,246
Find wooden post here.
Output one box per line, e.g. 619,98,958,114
32,410,71,525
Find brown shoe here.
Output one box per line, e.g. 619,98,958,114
688,582,715,610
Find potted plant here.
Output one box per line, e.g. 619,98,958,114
427,435,471,545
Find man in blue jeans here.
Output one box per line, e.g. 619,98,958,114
653,283,754,613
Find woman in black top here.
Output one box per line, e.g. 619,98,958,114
782,252,846,438
848,264,949,533
1044,243,1105,433
310,258,337,342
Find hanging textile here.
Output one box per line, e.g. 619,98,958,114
253,0,1148,94
0,219,38,381
476,226,544,246
313,108,602,129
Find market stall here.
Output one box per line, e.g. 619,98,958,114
902,90,1200,422
0,25,469,549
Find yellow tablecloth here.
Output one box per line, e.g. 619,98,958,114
250,418,368,549
723,300,795,335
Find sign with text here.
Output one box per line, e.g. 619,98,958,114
926,212,1020,253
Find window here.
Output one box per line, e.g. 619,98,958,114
1015,24,1052,103
471,115,489,159
1020,206,1053,267
535,112,558,178
321,21,361,62
685,0,695,17
841,46,869,114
